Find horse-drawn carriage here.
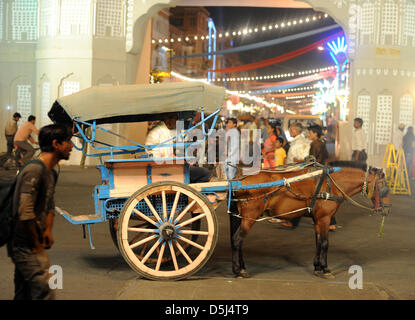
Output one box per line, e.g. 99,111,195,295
48,82,391,281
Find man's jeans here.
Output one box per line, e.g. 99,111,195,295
14,140,35,164
5,135,14,156
10,247,55,300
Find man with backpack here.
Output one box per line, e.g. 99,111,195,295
6,124,73,300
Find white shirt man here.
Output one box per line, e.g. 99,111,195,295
286,123,311,164
145,121,174,159
352,127,366,152
223,118,240,179
351,118,367,163
392,124,405,149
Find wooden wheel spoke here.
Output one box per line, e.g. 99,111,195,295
155,243,166,271
127,227,158,233
162,191,167,220
180,230,209,236
169,191,181,222
141,239,162,264
177,213,206,229
168,241,179,271
174,200,197,223
144,196,162,223
130,234,158,250
175,241,193,264
133,208,158,227
177,235,204,251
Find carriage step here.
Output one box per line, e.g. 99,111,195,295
56,206,103,225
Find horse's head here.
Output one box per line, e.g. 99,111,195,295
365,167,391,215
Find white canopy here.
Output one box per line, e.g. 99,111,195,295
53,82,226,124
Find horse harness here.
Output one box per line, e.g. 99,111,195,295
231,165,344,219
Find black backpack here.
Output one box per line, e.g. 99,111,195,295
0,160,47,247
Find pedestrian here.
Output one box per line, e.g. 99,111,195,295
307,124,329,164
4,112,21,157
262,123,277,168
403,126,414,178
13,115,40,166
351,117,367,165
274,137,287,166
276,126,289,154
392,123,405,150
286,122,310,164
145,114,211,183
7,123,73,300
223,118,240,179
307,124,336,231
269,122,310,228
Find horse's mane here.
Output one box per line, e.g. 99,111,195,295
328,161,367,172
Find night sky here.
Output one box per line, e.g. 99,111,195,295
205,6,341,78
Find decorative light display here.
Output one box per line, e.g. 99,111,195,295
207,18,217,82
310,36,350,119
152,13,330,44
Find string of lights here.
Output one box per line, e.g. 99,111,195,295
250,84,320,94
152,13,330,44
170,71,283,111
285,94,315,100
207,66,335,83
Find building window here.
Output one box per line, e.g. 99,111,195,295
40,0,57,37
96,0,123,38
399,94,414,127
40,82,52,127
375,95,393,145
359,2,375,44
60,0,90,36
381,0,398,45
63,81,80,96
12,0,38,41
16,85,32,122
357,95,371,135
404,3,415,46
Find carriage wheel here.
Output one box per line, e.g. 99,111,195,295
109,215,201,262
117,181,218,281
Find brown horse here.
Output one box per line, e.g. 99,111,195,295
229,161,391,278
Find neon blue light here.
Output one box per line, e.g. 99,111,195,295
208,18,217,81
327,36,347,55
329,51,339,66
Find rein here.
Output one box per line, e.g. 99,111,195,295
327,171,376,213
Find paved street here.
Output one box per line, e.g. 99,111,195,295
1,165,415,300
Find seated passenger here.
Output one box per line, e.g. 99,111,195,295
145,114,211,183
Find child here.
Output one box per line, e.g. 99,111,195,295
274,137,286,166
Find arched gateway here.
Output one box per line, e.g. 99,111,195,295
129,0,415,164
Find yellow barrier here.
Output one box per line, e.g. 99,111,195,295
383,144,411,195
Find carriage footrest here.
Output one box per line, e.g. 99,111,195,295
56,206,103,225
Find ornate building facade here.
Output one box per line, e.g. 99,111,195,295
1,0,415,166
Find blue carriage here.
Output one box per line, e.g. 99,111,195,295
48,82,340,280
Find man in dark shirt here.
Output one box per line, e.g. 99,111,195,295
8,124,73,300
